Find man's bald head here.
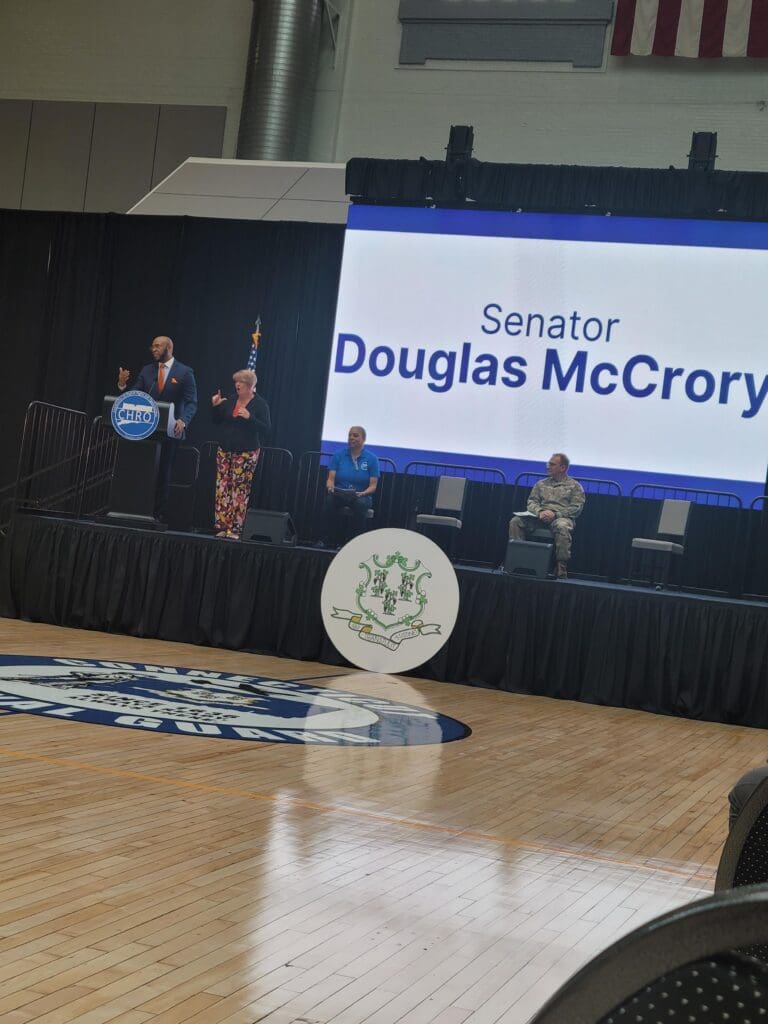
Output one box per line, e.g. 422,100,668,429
150,336,173,362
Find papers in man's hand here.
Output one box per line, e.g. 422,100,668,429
513,511,538,518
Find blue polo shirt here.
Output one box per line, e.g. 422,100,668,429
330,446,380,491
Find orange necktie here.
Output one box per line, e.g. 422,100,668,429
157,364,165,392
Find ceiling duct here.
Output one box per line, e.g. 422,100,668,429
237,0,323,161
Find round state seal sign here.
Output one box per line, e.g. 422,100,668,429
321,527,460,674
111,390,160,441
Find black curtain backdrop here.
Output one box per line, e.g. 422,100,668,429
0,210,344,493
4,514,768,729
0,212,56,490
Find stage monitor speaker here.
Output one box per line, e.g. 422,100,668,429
504,538,553,578
242,509,296,545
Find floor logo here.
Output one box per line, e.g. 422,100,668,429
322,528,460,673
0,656,470,746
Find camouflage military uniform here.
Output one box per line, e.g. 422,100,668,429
508,476,586,564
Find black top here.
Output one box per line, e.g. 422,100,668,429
212,393,271,452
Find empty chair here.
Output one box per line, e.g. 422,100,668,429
630,498,691,587
529,885,768,1024
415,476,466,557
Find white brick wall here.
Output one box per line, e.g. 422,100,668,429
0,0,252,156
2,0,768,170
333,1,768,171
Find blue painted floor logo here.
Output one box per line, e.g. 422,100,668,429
0,656,471,746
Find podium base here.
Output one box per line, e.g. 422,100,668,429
104,511,167,531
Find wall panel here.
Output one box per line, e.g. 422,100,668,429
152,104,226,186
22,101,94,212
0,100,32,210
84,103,159,213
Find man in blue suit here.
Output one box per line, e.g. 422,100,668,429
117,335,198,522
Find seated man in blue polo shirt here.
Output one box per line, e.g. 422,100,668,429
320,425,380,547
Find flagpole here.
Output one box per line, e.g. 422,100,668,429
248,315,262,372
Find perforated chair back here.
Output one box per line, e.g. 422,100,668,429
717,776,768,891
595,955,768,1023
528,886,768,1023
434,475,466,514
715,776,768,964
657,498,691,539
720,778,768,892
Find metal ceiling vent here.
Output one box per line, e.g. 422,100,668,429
237,0,324,161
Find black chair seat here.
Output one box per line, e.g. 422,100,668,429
529,886,768,1023
415,513,461,529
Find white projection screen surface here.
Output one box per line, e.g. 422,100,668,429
322,206,768,501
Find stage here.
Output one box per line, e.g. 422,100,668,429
2,512,768,730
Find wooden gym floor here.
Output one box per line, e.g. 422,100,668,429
0,617,765,1024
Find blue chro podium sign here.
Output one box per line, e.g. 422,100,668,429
103,392,175,526
110,391,161,441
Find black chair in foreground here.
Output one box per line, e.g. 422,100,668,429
630,497,691,587
529,885,768,1024
716,775,768,964
717,776,768,891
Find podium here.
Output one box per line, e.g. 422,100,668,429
103,393,175,527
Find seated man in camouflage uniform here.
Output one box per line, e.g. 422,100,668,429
508,453,585,579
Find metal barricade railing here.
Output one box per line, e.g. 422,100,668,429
12,402,90,520
293,450,333,542
402,461,509,565
4,401,295,536
249,446,293,513
0,481,15,536
375,456,398,529
293,451,397,543
404,461,507,485
168,445,201,530
77,418,203,526
194,442,294,533
740,495,768,598
79,416,119,518
514,472,622,498
629,484,742,509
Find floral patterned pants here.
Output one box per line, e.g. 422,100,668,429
214,448,260,537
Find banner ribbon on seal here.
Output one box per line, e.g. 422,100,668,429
331,609,441,651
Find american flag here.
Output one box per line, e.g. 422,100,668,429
612,0,768,57
247,317,261,372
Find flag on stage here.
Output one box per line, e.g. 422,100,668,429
247,317,261,372
612,0,768,57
